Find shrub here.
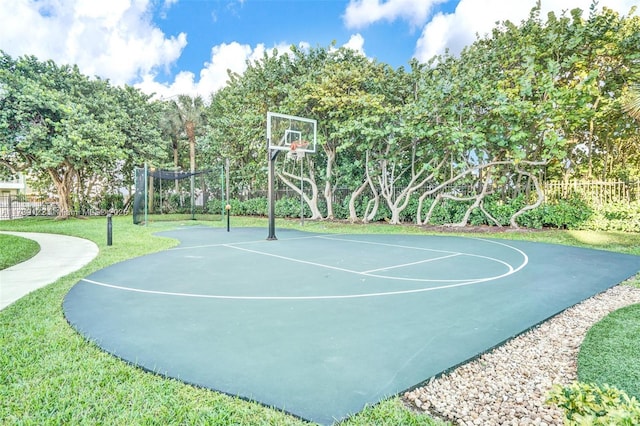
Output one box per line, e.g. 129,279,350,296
275,197,310,218
546,382,640,425
98,193,124,211
398,197,420,223
208,198,245,215
243,197,268,216
581,201,640,232
373,202,392,222
331,198,349,220
516,195,592,229
544,196,592,229
419,199,474,225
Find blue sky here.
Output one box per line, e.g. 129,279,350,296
152,0,457,81
1,0,637,99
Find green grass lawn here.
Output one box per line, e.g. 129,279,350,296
578,301,640,399
0,215,638,425
0,233,40,270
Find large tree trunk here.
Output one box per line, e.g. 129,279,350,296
48,163,76,219
277,169,323,220
347,150,381,223
363,172,379,223
173,135,180,193
148,172,155,214
377,157,438,225
363,152,379,223
417,160,512,225
509,164,546,228
186,121,196,216
348,179,369,222
323,146,336,219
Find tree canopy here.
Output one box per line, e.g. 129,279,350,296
2,3,639,225
203,4,640,225
0,51,167,217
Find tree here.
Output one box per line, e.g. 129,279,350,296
200,3,640,224
623,84,640,120
293,46,408,221
0,52,166,218
203,48,300,199
173,95,205,174
409,3,640,226
172,94,206,214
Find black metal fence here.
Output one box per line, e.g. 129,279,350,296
2,180,639,221
0,195,129,220
0,196,59,220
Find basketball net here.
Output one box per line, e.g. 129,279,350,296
286,141,309,161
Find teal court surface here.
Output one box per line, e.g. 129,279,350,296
63,227,640,425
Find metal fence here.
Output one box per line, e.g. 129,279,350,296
0,196,60,220
2,180,638,220
0,196,124,220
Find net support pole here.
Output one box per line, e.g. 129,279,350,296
267,142,278,241
190,173,195,220
144,162,148,226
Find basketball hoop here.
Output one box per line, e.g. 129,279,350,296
286,141,309,161
267,112,317,240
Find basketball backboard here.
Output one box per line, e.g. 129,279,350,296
267,112,317,153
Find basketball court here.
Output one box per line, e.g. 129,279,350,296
63,226,640,425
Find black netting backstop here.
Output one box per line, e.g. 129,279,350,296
133,166,225,225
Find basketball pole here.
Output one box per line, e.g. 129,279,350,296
300,158,304,226
225,158,230,208
267,139,278,240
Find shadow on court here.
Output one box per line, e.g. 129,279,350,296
63,227,640,425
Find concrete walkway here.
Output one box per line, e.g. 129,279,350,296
0,232,99,311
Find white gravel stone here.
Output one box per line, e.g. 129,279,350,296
403,283,640,425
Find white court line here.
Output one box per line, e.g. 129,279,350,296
318,235,462,254
225,244,481,283
80,235,530,300
167,233,329,251
163,234,528,283
223,244,361,275
361,253,462,274
318,235,521,276
81,276,494,300
224,239,523,283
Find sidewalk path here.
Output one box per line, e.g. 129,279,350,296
0,232,99,311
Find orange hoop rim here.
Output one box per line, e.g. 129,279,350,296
289,141,310,151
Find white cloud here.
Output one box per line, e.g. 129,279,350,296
414,0,640,62
343,34,366,55
0,0,187,84
136,41,294,100
344,0,446,29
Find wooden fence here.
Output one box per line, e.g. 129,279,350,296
544,180,640,205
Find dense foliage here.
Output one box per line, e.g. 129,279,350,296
0,52,168,218
2,3,639,226
547,382,640,425
203,3,640,227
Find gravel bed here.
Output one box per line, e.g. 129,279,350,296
403,283,640,426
